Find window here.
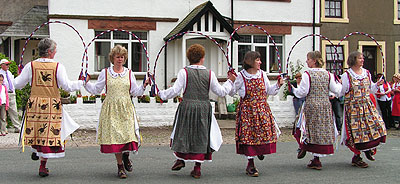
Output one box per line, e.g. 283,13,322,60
325,0,342,18
325,45,344,75
395,0,400,24
94,30,148,72
321,0,348,23
237,35,284,73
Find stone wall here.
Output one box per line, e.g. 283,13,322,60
63,96,296,129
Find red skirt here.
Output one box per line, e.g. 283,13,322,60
174,152,212,162
354,136,386,151
31,145,65,158
304,144,334,154
236,142,276,156
100,141,139,153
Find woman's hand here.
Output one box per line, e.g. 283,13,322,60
277,76,284,87
227,71,236,82
143,76,151,88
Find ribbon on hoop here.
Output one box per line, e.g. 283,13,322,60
226,24,282,73
19,21,86,74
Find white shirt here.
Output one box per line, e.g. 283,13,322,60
158,65,233,100
293,68,342,98
339,68,379,97
0,69,15,93
377,83,392,101
14,58,84,92
85,67,145,96
229,69,280,98
0,85,6,104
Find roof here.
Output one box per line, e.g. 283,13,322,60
0,6,48,37
164,1,239,41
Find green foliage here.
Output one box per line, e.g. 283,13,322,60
138,95,150,103
283,59,305,99
0,53,32,110
59,88,70,98
69,95,77,103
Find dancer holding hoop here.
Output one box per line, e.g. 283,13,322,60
340,51,386,168
230,51,283,177
14,38,84,177
158,44,236,179
291,51,341,170
84,45,150,179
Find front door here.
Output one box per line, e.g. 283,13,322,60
362,46,377,81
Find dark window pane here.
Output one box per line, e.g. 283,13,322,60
131,42,147,72
238,45,251,71
269,46,282,73
131,32,147,40
254,35,267,43
113,31,129,40
270,36,283,43
95,31,110,39
239,35,251,43
95,42,111,71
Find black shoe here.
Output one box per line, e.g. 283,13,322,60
122,153,133,172
364,150,375,161
31,152,39,161
257,155,265,160
297,148,306,159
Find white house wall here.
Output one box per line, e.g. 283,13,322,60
48,0,319,91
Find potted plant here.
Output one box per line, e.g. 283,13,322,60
82,96,89,103
138,95,150,103
173,96,183,103
101,93,106,102
76,90,82,98
59,88,71,104
89,95,96,102
155,96,167,103
69,95,77,104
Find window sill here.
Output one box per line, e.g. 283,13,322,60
321,17,349,23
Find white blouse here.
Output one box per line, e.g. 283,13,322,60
158,65,233,100
229,69,280,98
339,68,379,97
293,68,342,98
85,67,145,96
14,58,83,92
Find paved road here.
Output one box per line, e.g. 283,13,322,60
1,139,399,184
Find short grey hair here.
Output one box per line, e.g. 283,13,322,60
38,38,57,57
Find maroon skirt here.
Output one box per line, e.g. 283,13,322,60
304,144,334,154
174,152,212,162
100,141,139,153
236,142,276,156
354,136,386,151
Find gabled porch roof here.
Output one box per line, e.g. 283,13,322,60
164,1,240,41
0,6,49,37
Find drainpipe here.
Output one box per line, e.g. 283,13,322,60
164,44,168,89
312,0,316,51
231,0,234,67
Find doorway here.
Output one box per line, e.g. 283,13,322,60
362,46,377,81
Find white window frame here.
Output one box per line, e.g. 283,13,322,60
237,35,284,75
321,0,349,23
93,30,148,75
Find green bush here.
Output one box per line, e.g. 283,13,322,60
0,53,31,110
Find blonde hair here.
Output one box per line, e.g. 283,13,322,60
295,72,302,79
108,45,128,64
307,51,324,68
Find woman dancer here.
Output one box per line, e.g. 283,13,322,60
340,51,386,168
158,44,235,179
292,51,341,170
230,51,283,176
85,45,150,178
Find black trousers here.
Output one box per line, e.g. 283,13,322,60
377,100,394,128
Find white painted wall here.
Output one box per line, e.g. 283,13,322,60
48,0,319,96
